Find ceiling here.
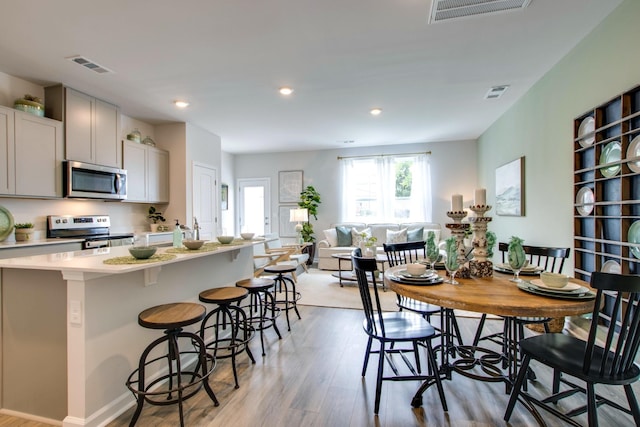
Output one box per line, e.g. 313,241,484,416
0,0,623,154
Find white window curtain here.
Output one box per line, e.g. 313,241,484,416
339,153,432,222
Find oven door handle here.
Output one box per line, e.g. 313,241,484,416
85,239,109,249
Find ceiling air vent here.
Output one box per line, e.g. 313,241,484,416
485,85,510,99
429,0,532,24
66,55,113,74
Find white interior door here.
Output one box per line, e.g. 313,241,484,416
238,178,270,236
192,162,217,240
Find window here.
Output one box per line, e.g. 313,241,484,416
340,154,431,222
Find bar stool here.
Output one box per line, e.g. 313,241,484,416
263,264,301,331
198,287,255,389
126,302,219,427
236,277,281,356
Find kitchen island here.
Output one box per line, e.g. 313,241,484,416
0,241,256,427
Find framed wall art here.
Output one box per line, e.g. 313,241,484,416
495,156,525,216
278,205,298,237
221,184,229,211
279,170,303,203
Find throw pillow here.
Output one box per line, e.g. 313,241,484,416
351,227,371,247
323,228,338,247
336,226,352,246
407,227,424,242
386,228,408,244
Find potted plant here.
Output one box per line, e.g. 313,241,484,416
14,223,35,241
147,206,166,232
298,185,321,265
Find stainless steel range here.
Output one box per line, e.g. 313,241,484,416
47,215,134,249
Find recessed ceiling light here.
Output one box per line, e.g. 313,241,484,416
279,87,294,96
174,100,190,108
370,108,382,116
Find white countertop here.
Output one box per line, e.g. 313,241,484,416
0,240,256,275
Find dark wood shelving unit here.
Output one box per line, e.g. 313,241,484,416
573,84,640,281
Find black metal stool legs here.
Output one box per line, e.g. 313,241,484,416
126,328,219,427
272,272,301,331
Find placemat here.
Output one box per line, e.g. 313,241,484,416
103,253,177,265
166,245,219,254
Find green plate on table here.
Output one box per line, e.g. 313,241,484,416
0,205,15,242
599,140,621,178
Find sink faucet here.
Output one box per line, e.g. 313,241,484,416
193,217,200,240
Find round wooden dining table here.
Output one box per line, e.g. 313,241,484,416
384,265,596,408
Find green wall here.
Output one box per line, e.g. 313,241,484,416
477,0,640,272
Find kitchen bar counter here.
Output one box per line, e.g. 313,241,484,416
0,241,257,427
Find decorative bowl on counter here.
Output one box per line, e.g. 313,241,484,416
183,239,205,250
240,232,255,240
129,246,157,259
217,235,234,244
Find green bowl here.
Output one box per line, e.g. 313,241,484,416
129,246,157,259
217,236,234,244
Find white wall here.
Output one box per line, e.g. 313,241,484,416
234,140,477,242
221,151,235,234
476,0,640,272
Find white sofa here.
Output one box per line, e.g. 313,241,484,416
317,222,443,270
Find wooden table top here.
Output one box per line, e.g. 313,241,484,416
385,266,595,318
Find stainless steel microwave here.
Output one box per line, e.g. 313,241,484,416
64,161,127,200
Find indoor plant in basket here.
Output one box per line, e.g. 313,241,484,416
147,206,166,232
298,185,321,265
14,223,35,241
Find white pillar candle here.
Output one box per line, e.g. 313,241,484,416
474,188,486,206
451,194,463,211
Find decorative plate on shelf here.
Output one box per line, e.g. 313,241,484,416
627,135,640,173
599,140,621,177
0,205,15,242
578,116,595,148
575,186,595,216
601,260,621,274
628,220,640,259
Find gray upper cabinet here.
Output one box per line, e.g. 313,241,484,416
122,140,169,203
45,85,121,168
0,105,64,198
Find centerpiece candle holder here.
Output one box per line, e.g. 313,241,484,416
468,204,493,277
445,209,471,278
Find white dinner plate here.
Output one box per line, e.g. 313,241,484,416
529,279,582,292
600,140,622,178
578,116,595,148
601,260,621,274
575,187,595,216
627,135,640,173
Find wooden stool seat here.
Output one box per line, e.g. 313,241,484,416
264,264,296,274
138,302,205,330
199,287,248,304
236,277,275,291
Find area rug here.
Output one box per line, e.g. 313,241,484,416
296,268,397,311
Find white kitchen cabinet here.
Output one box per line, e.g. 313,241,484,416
0,105,63,197
45,85,121,168
122,140,169,203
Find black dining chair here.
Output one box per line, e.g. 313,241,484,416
504,272,640,426
473,243,571,349
383,241,464,351
351,248,447,415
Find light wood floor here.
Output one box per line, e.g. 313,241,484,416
3,305,638,426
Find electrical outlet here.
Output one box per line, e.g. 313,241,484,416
70,300,82,325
